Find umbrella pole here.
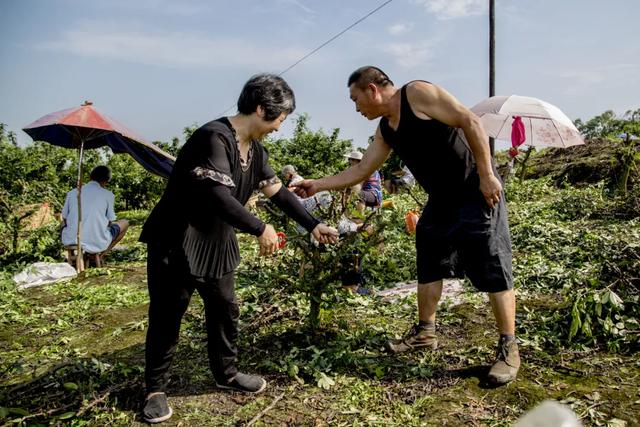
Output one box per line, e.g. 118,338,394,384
76,140,85,272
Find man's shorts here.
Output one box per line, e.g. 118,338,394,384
415,197,513,293
109,223,121,241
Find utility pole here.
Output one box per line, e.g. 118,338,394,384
489,0,495,156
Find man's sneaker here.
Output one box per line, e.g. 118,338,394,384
142,392,173,424
488,338,520,384
386,324,438,354
215,372,267,394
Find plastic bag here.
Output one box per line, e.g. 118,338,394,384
405,210,419,234
13,262,77,290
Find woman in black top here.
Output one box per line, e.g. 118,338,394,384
140,74,337,424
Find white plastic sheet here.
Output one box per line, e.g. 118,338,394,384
12,262,78,290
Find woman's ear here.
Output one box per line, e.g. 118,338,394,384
256,105,265,118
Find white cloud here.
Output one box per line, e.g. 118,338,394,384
276,0,317,15
383,42,435,68
36,29,307,70
387,23,414,36
413,0,487,20
106,0,212,16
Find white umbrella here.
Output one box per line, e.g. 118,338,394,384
471,95,585,148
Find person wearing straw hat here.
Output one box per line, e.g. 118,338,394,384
345,150,383,211
293,66,519,385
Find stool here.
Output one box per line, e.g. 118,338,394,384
64,245,102,268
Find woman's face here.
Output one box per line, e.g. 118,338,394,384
257,112,287,139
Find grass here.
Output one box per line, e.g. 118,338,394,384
1,190,639,426
1,273,638,426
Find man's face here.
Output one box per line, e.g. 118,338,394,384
348,158,360,167
349,84,376,120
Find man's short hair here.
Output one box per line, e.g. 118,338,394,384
237,74,296,121
282,164,296,176
347,66,394,90
90,165,111,183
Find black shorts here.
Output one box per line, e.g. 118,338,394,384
415,197,513,293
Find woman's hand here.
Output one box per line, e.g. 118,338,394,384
311,223,339,244
257,224,278,256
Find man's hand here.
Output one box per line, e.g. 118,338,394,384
480,174,503,209
311,223,339,244
257,224,279,256
291,179,319,198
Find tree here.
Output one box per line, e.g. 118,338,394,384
263,114,352,180
574,110,622,140
258,189,386,331
0,125,92,257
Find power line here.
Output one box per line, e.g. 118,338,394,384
278,0,394,76
218,0,394,116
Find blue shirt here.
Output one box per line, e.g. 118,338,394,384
61,181,116,253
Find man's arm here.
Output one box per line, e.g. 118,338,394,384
320,128,391,191
406,81,502,207
106,191,117,226
261,181,338,244
293,128,392,198
61,191,72,228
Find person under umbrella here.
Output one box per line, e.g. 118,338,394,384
60,165,129,265
23,101,175,271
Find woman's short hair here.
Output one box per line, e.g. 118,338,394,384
237,74,296,121
347,66,394,90
90,165,112,183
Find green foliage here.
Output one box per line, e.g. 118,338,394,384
574,108,640,141
106,153,167,210
508,178,639,351
252,191,388,330
0,135,90,262
2,111,640,424
573,109,640,195
568,288,638,352
263,114,352,179
0,123,186,266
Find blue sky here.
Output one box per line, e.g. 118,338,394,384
1,0,639,149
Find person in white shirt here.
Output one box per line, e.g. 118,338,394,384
61,166,129,258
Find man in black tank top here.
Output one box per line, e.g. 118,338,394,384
294,66,519,385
